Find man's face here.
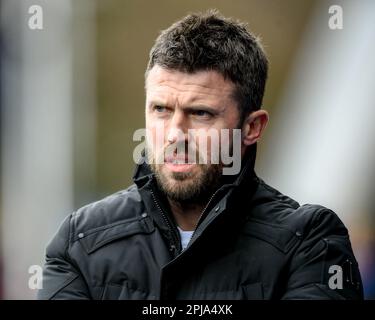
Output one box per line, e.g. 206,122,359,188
145,65,241,203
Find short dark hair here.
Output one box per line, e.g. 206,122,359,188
146,10,268,123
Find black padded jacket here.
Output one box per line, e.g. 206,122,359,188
37,150,363,300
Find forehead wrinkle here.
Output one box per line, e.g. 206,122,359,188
146,66,235,93
148,88,230,114
154,76,234,94
147,81,234,109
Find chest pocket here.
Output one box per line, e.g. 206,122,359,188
75,215,155,254
242,218,301,254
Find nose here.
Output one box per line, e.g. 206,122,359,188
166,110,188,144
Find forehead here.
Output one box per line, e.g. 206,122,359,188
145,65,235,104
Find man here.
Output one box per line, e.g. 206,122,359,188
38,10,363,300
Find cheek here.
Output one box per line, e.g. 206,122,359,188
194,126,236,161
191,129,221,160
146,113,166,132
145,112,153,131
146,122,166,154
220,129,231,147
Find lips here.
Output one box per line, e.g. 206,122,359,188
164,155,195,172
164,155,191,164
164,162,194,172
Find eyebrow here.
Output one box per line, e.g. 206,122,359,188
184,105,221,115
148,101,223,115
147,100,167,108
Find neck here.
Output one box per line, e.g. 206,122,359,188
168,198,206,231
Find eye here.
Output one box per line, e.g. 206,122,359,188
154,105,166,113
192,110,213,118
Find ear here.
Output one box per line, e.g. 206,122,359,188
242,110,269,145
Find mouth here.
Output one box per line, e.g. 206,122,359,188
164,155,196,172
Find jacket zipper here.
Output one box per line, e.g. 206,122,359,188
149,187,180,255
149,176,228,254
186,187,223,248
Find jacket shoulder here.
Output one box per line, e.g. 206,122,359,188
70,184,144,236
243,179,349,253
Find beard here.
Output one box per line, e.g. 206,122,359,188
147,146,223,204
